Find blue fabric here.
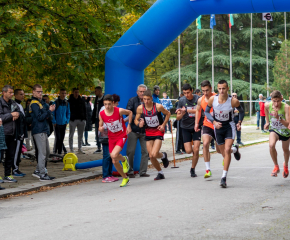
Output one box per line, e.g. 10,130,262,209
161,96,173,111
84,131,88,141
152,94,160,104
52,101,70,125
210,14,216,29
256,111,260,127
102,143,112,178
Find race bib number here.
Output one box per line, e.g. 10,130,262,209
214,110,230,121
271,118,286,130
106,120,123,133
187,106,196,117
145,116,159,127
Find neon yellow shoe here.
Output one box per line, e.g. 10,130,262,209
122,156,129,173
120,177,130,187
204,170,212,178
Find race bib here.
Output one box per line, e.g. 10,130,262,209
145,115,159,127
187,106,196,117
271,118,286,130
106,119,123,133
214,110,230,121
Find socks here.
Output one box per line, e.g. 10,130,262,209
222,170,228,178
158,170,164,174
205,162,210,170
231,146,237,154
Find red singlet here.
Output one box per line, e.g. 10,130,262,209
143,103,164,137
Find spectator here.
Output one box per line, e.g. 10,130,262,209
52,89,70,155
42,95,54,136
255,94,263,130
0,85,20,183
13,89,28,177
83,96,93,146
174,119,185,154
126,84,150,178
68,88,87,154
92,86,104,153
259,96,266,133
0,119,7,190
161,92,173,133
232,93,243,145
25,99,34,151
152,85,161,104
194,89,201,96
175,93,184,108
30,84,56,181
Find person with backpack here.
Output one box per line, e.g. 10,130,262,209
52,89,70,155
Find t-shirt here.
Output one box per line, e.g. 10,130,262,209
177,95,201,129
259,101,265,117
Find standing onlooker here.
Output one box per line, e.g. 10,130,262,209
255,94,263,130
152,85,161,104
174,119,185,154
30,84,56,181
68,88,87,154
92,86,104,153
232,93,243,145
194,89,202,96
161,92,173,133
0,85,20,183
52,89,70,155
84,96,93,146
25,99,34,151
126,84,150,178
259,96,266,133
42,95,54,136
0,119,7,190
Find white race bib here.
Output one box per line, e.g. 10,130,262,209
214,110,230,121
145,116,160,127
271,118,286,130
187,106,196,117
106,119,123,133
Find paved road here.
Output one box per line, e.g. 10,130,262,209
1,142,290,239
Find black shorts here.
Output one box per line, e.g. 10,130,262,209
182,128,201,143
269,130,290,141
202,126,216,140
145,136,164,141
214,122,236,145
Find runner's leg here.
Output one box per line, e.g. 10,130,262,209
192,140,201,168
282,139,290,166
110,146,127,178
147,140,162,171
202,134,212,167
269,132,279,166
223,139,234,171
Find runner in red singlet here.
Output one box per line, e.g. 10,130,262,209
135,90,171,180
99,94,133,187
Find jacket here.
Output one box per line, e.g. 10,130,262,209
68,94,87,121
30,96,52,135
52,98,71,125
161,96,173,111
85,101,93,131
152,94,160,104
15,99,28,139
92,95,104,121
0,96,20,136
126,95,145,134
255,99,260,111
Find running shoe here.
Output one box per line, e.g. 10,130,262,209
154,173,165,180
32,170,41,179
190,168,197,178
13,170,25,178
110,176,119,182
233,144,241,161
271,165,280,177
283,163,289,178
40,174,55,181
102,177,114,183
220,177,227,188
120,177,130,187
0,176,3,183
3,175,17,183
0,185,5,190
122,156,130,173
161,152,169,168
204,170,212,179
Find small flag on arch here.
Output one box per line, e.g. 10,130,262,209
229,14,234,28
210,14,216,29
196,16,202,29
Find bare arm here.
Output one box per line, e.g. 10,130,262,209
119,108,132,134
194,98,202,132
157,103,171,132
264,102,270,130
134,106,143,127
279,104,289,128
98,114,104,132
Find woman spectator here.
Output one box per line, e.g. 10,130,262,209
83,96,93,146
259,97,266,133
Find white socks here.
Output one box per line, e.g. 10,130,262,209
158,170,164,174
231,146,237,154
205,162,210,170
222,170,228,178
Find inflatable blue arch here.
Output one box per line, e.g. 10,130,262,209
101,0,290,172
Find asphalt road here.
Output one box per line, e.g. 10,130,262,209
1,142,290,240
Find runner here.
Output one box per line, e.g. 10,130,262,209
264,90,290,178
195,80,241,179
99,94,133,187
135,89,170,180
176,83,202,178
205,80,244,188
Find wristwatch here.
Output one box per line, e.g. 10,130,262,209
279,116,283,121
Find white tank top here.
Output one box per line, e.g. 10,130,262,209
212,95,234,124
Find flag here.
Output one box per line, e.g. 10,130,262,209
229,14,234,28
262,13,273,21
196,16,202,29
210,14,216,29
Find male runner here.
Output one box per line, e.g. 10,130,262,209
265,90,290,178
205,80,244,188
99,94,133,187
195,80,241,179
176,83,202,178
135,90,170,180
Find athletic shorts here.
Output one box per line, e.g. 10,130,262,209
109,137,127,153
202,125,216,140
182,128,201,143
145,136,164,141
269,130,290,142
214,122,236,145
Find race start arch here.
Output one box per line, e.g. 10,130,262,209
105,0,290,172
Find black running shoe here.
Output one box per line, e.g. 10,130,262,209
0,185,5,190
154,173,165,180
161,152,169,168
233,144,241,161
190,168,197,177
220,177,227,188
40,174,55,181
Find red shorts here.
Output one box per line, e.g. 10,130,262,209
109,137,127,153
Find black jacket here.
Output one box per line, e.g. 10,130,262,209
126,95,145,134
92,95,104,121
0,96,20,136
85,101,93,131
68,94,87,121
15,99,28,139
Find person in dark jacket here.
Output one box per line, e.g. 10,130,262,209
0,119,7,190
92,86,104,153
83,96,92,146
126,84,149,178
0,85,21,183
30,84,55,181
68,88,87,154
25,99,34,151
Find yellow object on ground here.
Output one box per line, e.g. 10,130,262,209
63,153,78,171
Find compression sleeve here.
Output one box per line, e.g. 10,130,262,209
236,105,245,122
205,105,214,123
